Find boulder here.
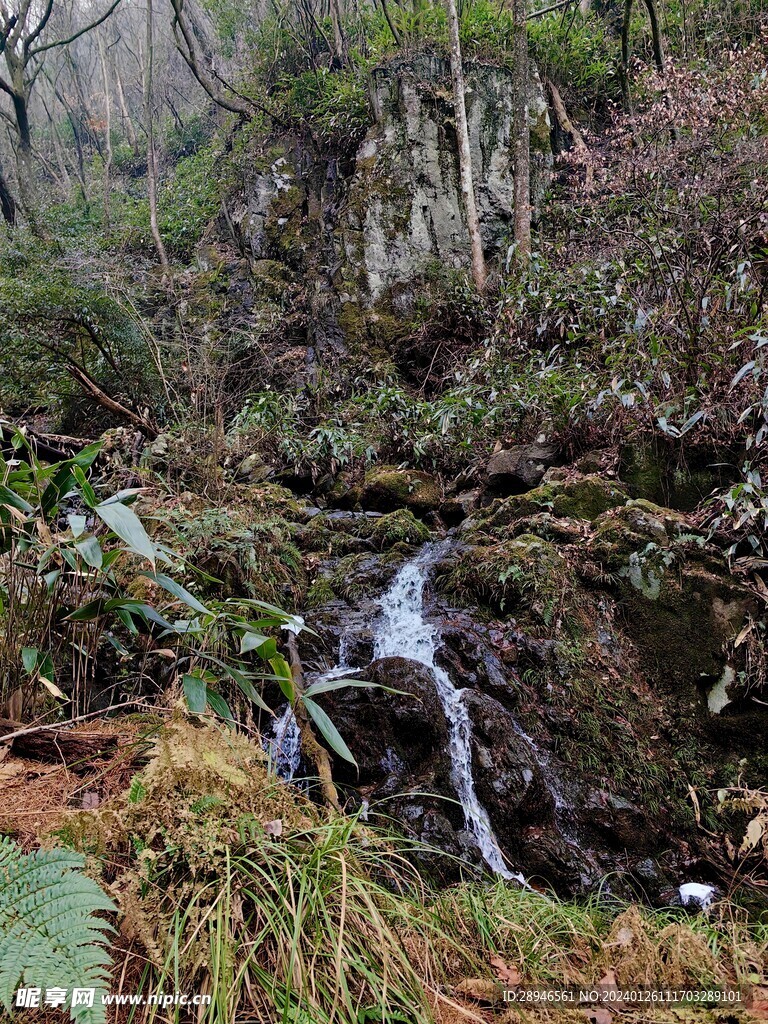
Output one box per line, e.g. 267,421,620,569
481,474,627,526
317,656,452,792
358,467,441,515
235,453,274,484
620,440,737,512
463,691,555,842
484,443,559,496
591,501,756,698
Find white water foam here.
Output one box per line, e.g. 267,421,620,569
373,545,523,882
267,704,302,781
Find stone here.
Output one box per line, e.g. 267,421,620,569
358,467,441,515
591,501,756,697
235,453,273,483
316,656,454,795
619,440,738,512
343,54,552,304
484,443,559,496
481,475,628,526
439,488,481,524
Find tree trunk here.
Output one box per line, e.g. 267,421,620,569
511,0,531,259
98,32,114,233
287,635,340,812
444,0,487,293
0,157,16,224
548,78,593,189
642,0,664,72
144,0,170,275
10,73,40,229
329,0,346,65
114,64,140,156
620,0,634,112
0,717,118,768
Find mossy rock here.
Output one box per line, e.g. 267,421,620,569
620,440,737,512
591,501,755,698
358,467,441,516
591,500,692,571
240,482,308,522
438,533,569,619
370,509,431,549
481,475,629,532
250,259,294,302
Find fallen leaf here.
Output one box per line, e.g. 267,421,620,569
81,792,100,810
583,1009,612,1024
597,968,624,1010
40,676,66,699
489,954,521,986
747,985,768,1019
453,979,503,1004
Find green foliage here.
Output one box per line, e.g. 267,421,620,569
279,67,371,150
530,8,619,111
0,836,115,1023
159,142,231,257
0,230,158,422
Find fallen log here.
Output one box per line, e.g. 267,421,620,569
0,717,118,769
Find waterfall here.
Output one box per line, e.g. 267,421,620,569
373,544,523,882
267,704,302,780
267,636,358,781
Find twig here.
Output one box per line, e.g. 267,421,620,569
0,700,156,746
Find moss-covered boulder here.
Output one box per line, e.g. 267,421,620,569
480,475,629,531
591,501,755,699
370,508,431,549
358,467,441,516
620,440,737,512
438,533,570,619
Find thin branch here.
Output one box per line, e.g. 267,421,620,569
29,0,123,57
527,0,576,19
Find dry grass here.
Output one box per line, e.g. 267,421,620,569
0,718,150,848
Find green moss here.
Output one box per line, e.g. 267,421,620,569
438,533,569,619
481,476,628,532
360,467,441,516
305,578,338,607
370,509,431,549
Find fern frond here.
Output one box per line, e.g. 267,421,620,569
0,836,115,1024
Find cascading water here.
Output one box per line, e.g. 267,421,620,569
266,704,302,780
267,635,359,782
373,543,523,882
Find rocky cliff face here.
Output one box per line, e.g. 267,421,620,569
234,53,551,320
342,54,551,303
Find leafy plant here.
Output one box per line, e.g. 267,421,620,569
0,836,115,1023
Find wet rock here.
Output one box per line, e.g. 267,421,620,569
484,443,559,496
317,656,456,840
582,790,662,854
235,453,274,484
436,617,522,708
463,691,554,836
358,467,441,516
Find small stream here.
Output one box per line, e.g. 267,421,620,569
372,543,524,882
